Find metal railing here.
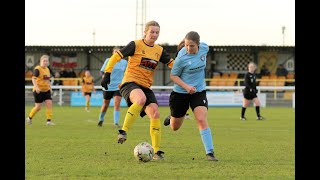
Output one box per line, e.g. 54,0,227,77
25,85,295,106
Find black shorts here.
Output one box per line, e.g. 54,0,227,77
33,90,52,103
169,90,208,118
103,90,121,100
243,89,257,100
84,92,92,97
243,92,257,100
120,82,158,117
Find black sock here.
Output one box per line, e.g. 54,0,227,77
255,106,260,117
241,107,246,118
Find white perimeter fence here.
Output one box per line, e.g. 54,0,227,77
25,85,295,108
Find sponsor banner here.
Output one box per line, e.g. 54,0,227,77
154,91,170,106
70,91,126,107
206,91,242,107
70,91,266,107
70,91,171,107
206,91,266,107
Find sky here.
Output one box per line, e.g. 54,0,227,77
25,0,295,46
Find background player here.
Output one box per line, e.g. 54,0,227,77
26,55,55,126
240,62,265,120
98,46,127,127
82,70,96,112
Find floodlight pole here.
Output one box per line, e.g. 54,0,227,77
282,26,285,46
93,29,96,46
136,0,146,39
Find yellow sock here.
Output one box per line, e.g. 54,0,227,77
150,118,161,153
46,108,52,120
86,101,90,109
28,107,39,119
187,107,191,114
122,103,143,132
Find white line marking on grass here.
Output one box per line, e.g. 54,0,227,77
218,127,292,132
86,119,97,123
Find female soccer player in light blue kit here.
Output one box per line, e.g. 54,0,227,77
164,31,218,161
98,47,127,127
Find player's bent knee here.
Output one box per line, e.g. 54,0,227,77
153,111,160,119
171,123,182,131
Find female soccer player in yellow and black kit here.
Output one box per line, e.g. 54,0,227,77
26,55,55,126
101,20,174,160
82,70,96,112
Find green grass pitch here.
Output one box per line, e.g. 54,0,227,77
25,106,295,179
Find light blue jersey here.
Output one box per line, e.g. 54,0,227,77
100,58,127,91
171,42,209,93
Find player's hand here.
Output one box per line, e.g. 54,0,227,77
35,87,40,94
188,86,197,94
101,72,111,90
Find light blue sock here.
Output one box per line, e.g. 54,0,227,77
200,128,214,154
99,112,106,121
114,110,120,124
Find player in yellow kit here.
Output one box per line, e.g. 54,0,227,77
82,70,96,112
26,55,55,126
101,20,174,160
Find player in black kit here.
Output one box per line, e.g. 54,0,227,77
240,62,265,121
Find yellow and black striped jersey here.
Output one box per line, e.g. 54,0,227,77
115,39,174,88
32,65,51,92
82,76,94,93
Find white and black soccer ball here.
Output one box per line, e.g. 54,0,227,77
133,142,154,162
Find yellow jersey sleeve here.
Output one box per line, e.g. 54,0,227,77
104,52,122,73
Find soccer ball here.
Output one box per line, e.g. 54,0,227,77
133,142,154,162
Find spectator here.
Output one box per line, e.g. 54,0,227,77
260,64,270,76
67,68,77,78
276,64,288,77
59,67,68,78
66,68,78,85
52,71,63,96
52,71,62,85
